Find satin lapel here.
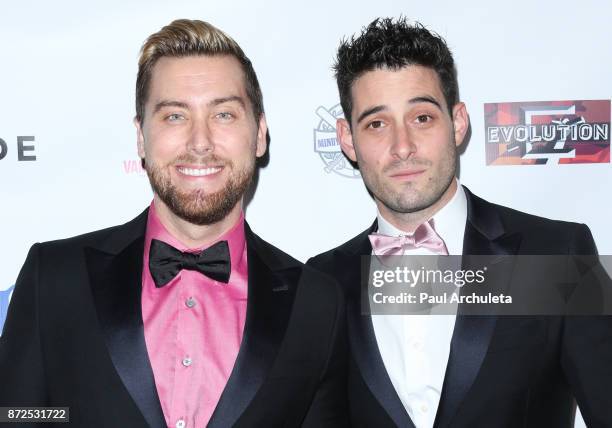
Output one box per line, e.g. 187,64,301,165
208,224,299,428
343,226,415,428
435,188,522,428
85,210,166,428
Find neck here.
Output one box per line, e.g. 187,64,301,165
153,195,242,248
378,180,458,233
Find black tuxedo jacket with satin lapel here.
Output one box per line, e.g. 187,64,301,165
0,209,349,427
307,186,612,428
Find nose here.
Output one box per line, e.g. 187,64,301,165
390,124,417,160
187,119,214,155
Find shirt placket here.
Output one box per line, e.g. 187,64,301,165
172,272,198,428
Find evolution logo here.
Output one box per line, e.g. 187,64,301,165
313,103,360,178
484,100,610,165
0,285,15,335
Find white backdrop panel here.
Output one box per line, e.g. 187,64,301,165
1,2,610,427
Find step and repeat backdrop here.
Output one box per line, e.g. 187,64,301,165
1,1,610,426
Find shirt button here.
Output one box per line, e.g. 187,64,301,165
185,297,196,308
420,404,429,413
176,419,185,428
182,357,192,367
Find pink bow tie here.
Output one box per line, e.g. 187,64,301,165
369,220,449,256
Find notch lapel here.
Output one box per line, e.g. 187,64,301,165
434,187,522,428
342,225,416,428
85,209,166,428
208,223,300,428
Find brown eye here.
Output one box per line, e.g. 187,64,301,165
368,120,384,129
416,114,432,123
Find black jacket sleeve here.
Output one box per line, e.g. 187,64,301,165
0,244,48,407
560,224,612,428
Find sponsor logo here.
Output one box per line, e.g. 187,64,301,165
484,100,610,165
123,159,146,176
0,285,15,335
0,136,37,161
313,103,360,178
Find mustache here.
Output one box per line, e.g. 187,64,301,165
382,158,432,174
172,154,230,167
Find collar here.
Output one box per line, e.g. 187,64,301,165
145,201,246,270
376,179,467,254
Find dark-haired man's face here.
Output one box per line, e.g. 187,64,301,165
135,55,267,226
337,65,468,220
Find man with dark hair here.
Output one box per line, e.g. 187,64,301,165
308,17,612,427
0,19,347,427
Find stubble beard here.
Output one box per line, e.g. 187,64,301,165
362,142,457,215
145,154,254,226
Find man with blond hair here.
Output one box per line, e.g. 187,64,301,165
0,19,347,427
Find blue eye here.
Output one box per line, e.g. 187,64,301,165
216,112,234,120
167,113,184,121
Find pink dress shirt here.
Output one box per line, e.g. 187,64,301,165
141,202,248,428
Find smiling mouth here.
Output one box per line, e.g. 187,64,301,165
177,166,222,177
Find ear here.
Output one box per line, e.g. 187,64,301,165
255,114,268,158
337,118,357,162
452,102,469,147
134,117,146,159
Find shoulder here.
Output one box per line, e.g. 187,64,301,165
245,223,338,281
37,225,123,251
484,195,582,231
245,225,303,271
246,226,345,310
33,209,148,257
468,189,595,253
307,224,373,276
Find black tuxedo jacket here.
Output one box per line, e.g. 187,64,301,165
308,187,612,428
0,209,348,427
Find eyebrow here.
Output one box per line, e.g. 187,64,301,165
153,100,189,114
209,96,246,109
356,105,387,125
152,96,246,114
409,96,442,110
355,96,443,124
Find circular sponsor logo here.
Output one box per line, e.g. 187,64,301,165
313,103,360,178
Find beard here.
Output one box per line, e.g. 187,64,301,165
145,154,254,226
360,140,457,214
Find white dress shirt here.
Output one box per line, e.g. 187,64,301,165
371,181,467,428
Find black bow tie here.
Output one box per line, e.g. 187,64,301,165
149,238,231,287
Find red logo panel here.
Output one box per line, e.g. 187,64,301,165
484,100,610,165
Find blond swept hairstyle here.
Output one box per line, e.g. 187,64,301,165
135,19,264,122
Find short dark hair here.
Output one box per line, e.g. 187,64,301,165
136,19,264,123
334,17,459,125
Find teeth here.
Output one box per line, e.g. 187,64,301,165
178,167,221,177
